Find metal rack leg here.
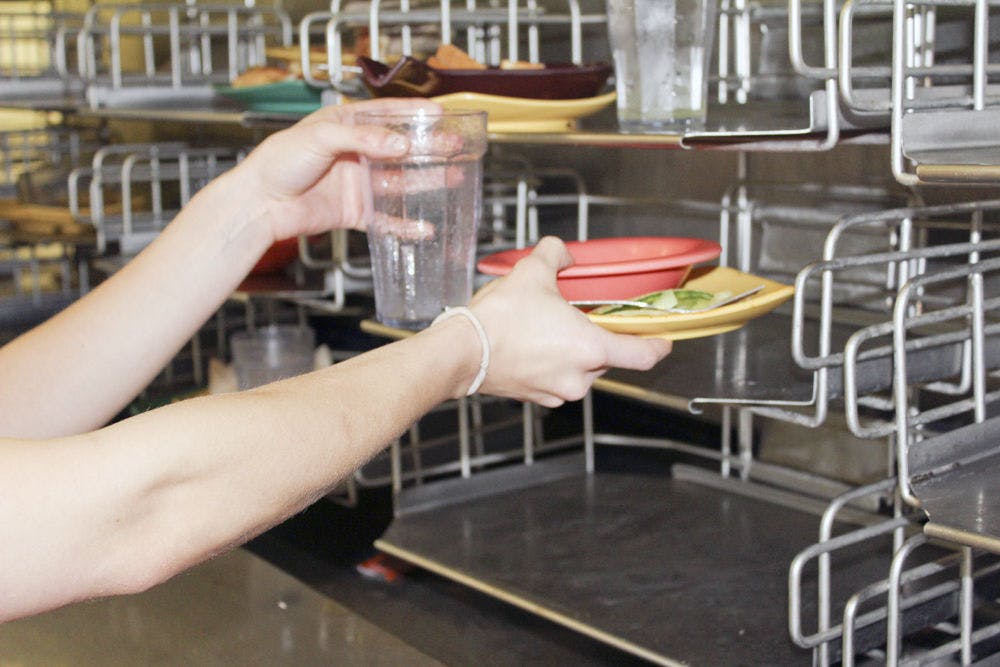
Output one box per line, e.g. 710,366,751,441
961,546,973,665
887,533,929,665
459,396,471,478
390,438,402,515
471,395,485,460
522,401,535,465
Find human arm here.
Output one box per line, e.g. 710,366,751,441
0,236,669,622
0,99,435,439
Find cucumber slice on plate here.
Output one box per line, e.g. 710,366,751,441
593,288,730,316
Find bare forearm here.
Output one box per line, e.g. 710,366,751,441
0,318,477,621
0,168,270,438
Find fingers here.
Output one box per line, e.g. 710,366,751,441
282,103,450,165
368,162,466,196
298,98,451,161
302,98,443,125
598,329,672,371
299,122,411,162
369,212,436,241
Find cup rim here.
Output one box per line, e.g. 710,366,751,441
353,108,488,122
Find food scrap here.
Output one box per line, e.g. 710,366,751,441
593,288,730,315
427,44,487,70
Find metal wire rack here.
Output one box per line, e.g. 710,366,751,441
0,1,85,99
0,233,87,342
299,0,855,146
0,125,101,198
779,198,1000,664
65,141,242,254
76,2,292,107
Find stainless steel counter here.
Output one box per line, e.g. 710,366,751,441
0,548,442,666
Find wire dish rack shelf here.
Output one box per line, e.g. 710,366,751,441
0,124,102,199
0,1,86,100
2,0,999,173
768,197,1000,664
301,0,857,147
293,0,1000,168
0,234,87,343
75,2,292,108
67,141,243,254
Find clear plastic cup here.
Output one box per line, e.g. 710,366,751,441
357,109,488,330
230,325,315,390
606,0,718,133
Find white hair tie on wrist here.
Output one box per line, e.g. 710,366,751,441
431,306,490,396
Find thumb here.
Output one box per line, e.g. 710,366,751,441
599,329,673,370
530,236,575,272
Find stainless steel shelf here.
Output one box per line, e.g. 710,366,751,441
73,105,303,129
598,313,816,412
909,418,1000,554
0,98,891,150
597,310,956,413
375,454,901,665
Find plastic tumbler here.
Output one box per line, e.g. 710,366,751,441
606,0,719,133
230,325,315,390
357,109,488,330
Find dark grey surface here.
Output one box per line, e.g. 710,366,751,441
918,454,1000,554
601,313,820,407
911,417,1000,552
601,312,971,409
376,463,889,665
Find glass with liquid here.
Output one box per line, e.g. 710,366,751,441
607,0,718,133
357,109,487,329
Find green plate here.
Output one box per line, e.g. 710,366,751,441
214,79,322,114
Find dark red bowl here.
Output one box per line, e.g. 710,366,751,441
357,56,612,100
477,237,723,301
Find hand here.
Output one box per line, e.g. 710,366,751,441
240,98,441,242
468,237,672,407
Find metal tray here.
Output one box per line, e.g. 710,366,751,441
598,312,971,414
376,454,927,665
910,417,1000,553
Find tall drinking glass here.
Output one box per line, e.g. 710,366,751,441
606,0,718,133
358,109,488,330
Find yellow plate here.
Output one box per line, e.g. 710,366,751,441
431,91,616,132
586,266,795,341
265,46,356,65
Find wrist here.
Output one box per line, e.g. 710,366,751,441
188,167,275,258
427,309,490,400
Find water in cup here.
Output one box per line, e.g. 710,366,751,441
607,0,718,133
367,158,482,329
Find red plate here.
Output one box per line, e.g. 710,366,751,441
477,236,722,301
